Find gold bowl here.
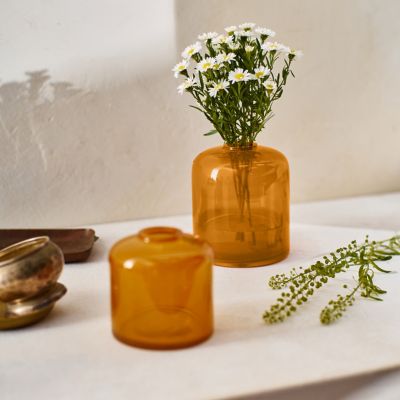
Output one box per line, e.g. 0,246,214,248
0,282,67,330
0,236,64,302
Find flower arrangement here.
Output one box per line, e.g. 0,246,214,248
173,22,302,146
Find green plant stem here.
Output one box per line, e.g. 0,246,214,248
263,235,400,325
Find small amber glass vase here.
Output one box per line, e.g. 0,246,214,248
192,143,289,267
109,227,214,350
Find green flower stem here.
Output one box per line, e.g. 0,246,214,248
320,282,362,325
263,235,400,325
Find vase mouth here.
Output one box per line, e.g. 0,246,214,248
138,227,183,243
223,142,257,151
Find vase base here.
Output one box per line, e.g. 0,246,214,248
214,250,289,268
113,329,213,350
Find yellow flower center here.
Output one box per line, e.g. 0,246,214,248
203,63,211,69
255,71,264,78
235,73,244,80
188,49,194,55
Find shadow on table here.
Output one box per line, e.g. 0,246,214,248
209,298,312,347
25,288,108,331
229,368,400,400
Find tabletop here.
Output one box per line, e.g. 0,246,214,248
1,192,400,400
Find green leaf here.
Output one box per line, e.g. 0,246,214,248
370,260,392,273
189,105,204,113
203,129,218,136
374,252,392,261
368,295,384,301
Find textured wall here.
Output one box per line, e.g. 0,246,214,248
1,0,399,227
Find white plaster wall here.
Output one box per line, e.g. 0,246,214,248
1,0,399,227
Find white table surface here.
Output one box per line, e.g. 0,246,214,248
2,193,400,400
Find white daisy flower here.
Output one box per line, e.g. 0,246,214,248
239,22,256,30
262,41,289,53
181,42,202,59
245,45,254,52
235,30,254,38
177,77,196,95
224,25,237,34
172,60,189,78
209,80,230,97
212,34,229,45
228,68,251,83
196,57,215,72
213,62,223,70
280,45,291,54
198,32,218,41
261,41,278,51
228,42,240,50
253,66,270,80
216,52,236,63
263,80,277,92
177,83,185,95
289,49,303,59
202,76,210,86
186,76,197,86
255,27,276,37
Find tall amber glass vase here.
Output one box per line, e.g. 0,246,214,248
192,143,289,267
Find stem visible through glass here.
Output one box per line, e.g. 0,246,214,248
228,143,256,245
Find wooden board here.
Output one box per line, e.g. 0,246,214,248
0,229,97,263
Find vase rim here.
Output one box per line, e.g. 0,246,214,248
223,142,257,150
138,227,183,243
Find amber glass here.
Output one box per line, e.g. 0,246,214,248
109,227,214,350
192,143,289,267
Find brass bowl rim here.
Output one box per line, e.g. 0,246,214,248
2,282,67,319
0,236,50,268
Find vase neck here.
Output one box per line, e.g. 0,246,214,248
138,227,182,243
223,142,257,151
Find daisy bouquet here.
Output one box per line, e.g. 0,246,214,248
173,23,302,146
